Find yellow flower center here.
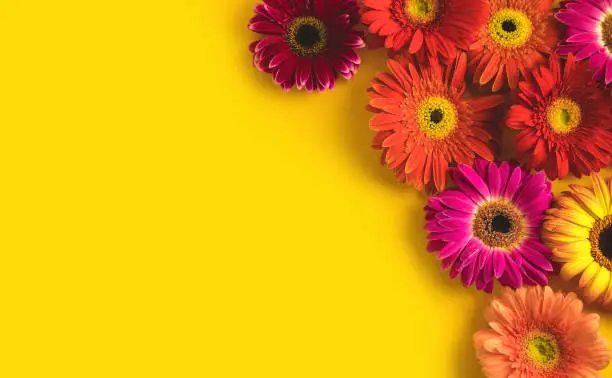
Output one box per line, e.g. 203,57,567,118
472,200,525,249
416,96,457,139
525,332,560,369
405,0,437,24
601,12,612,53
589,215,612,270
546,98,582,134
286,16,327,56
488,8,532,48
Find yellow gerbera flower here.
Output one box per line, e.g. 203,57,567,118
542,173,612,305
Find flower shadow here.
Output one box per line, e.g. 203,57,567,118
402,196,474,291
341,48,410,192
455,291,490,378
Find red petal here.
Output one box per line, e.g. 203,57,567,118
506,60,519,89
387,59,412,87
408,28,424,54
382,132,407,147
450,53,467,89
433,153,447,191
468,96,504,112
491,63,506,92
480,54,501,85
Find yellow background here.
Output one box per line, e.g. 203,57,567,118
0,0,609,377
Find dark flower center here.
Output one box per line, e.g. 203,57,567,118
487,9,532,48
502,20,517,32
473,200,524,249
599,227,612,260
491,214,511,233
430,109,443,124
286,16,327,57
589,216,612,269
602,14,612,52
296,25,320,48
416,96,457,139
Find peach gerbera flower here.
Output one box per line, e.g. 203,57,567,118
474,286,610,377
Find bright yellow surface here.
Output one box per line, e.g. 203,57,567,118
0,0,610,377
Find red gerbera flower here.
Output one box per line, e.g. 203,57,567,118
368,53,503,192
360,0,488,61
248,0,364,91
506,54,612,180
468,0,557,92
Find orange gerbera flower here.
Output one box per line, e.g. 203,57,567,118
368,53,503,192
475,286,610,377
468,0,557,92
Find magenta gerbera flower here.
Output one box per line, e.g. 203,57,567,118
425,159,554,292
556,0,612,85
248,0,365,91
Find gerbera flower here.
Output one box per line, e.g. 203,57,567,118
248,0,364,91
506,54,612,180
360,0,488,60
468,0,557,91
556,0,612,85
474,286,610,377
425,159,553,292
368,54,502,192
542,173,612,306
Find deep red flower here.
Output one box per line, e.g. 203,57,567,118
248,0,364,91
368,53,503,192
361,0,487,62
468,0,557,92
506,54,612,180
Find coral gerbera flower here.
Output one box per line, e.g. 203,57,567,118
468,0,557,91
360,0,488,60
248,0,364,91
506,54,612,180
474,286,610,378
543,173,612,306
425,159,553,292
368,54,502,192
556,0,612,85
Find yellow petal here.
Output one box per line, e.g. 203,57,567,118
602,281,612,306
542,231,585,244
579,261,602,288
553,243,592,262
584,268,611,303
546,223,590,238
569,185,605,219
561,257,594,281
553,209,596,229
592,173,611,211
553,240,591,255
557,194,587,212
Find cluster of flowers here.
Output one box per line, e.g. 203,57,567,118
249,0,612,376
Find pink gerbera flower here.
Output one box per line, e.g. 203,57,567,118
425,159,553,292
556,0,612,85
474,286,610,377
248,0,364,91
